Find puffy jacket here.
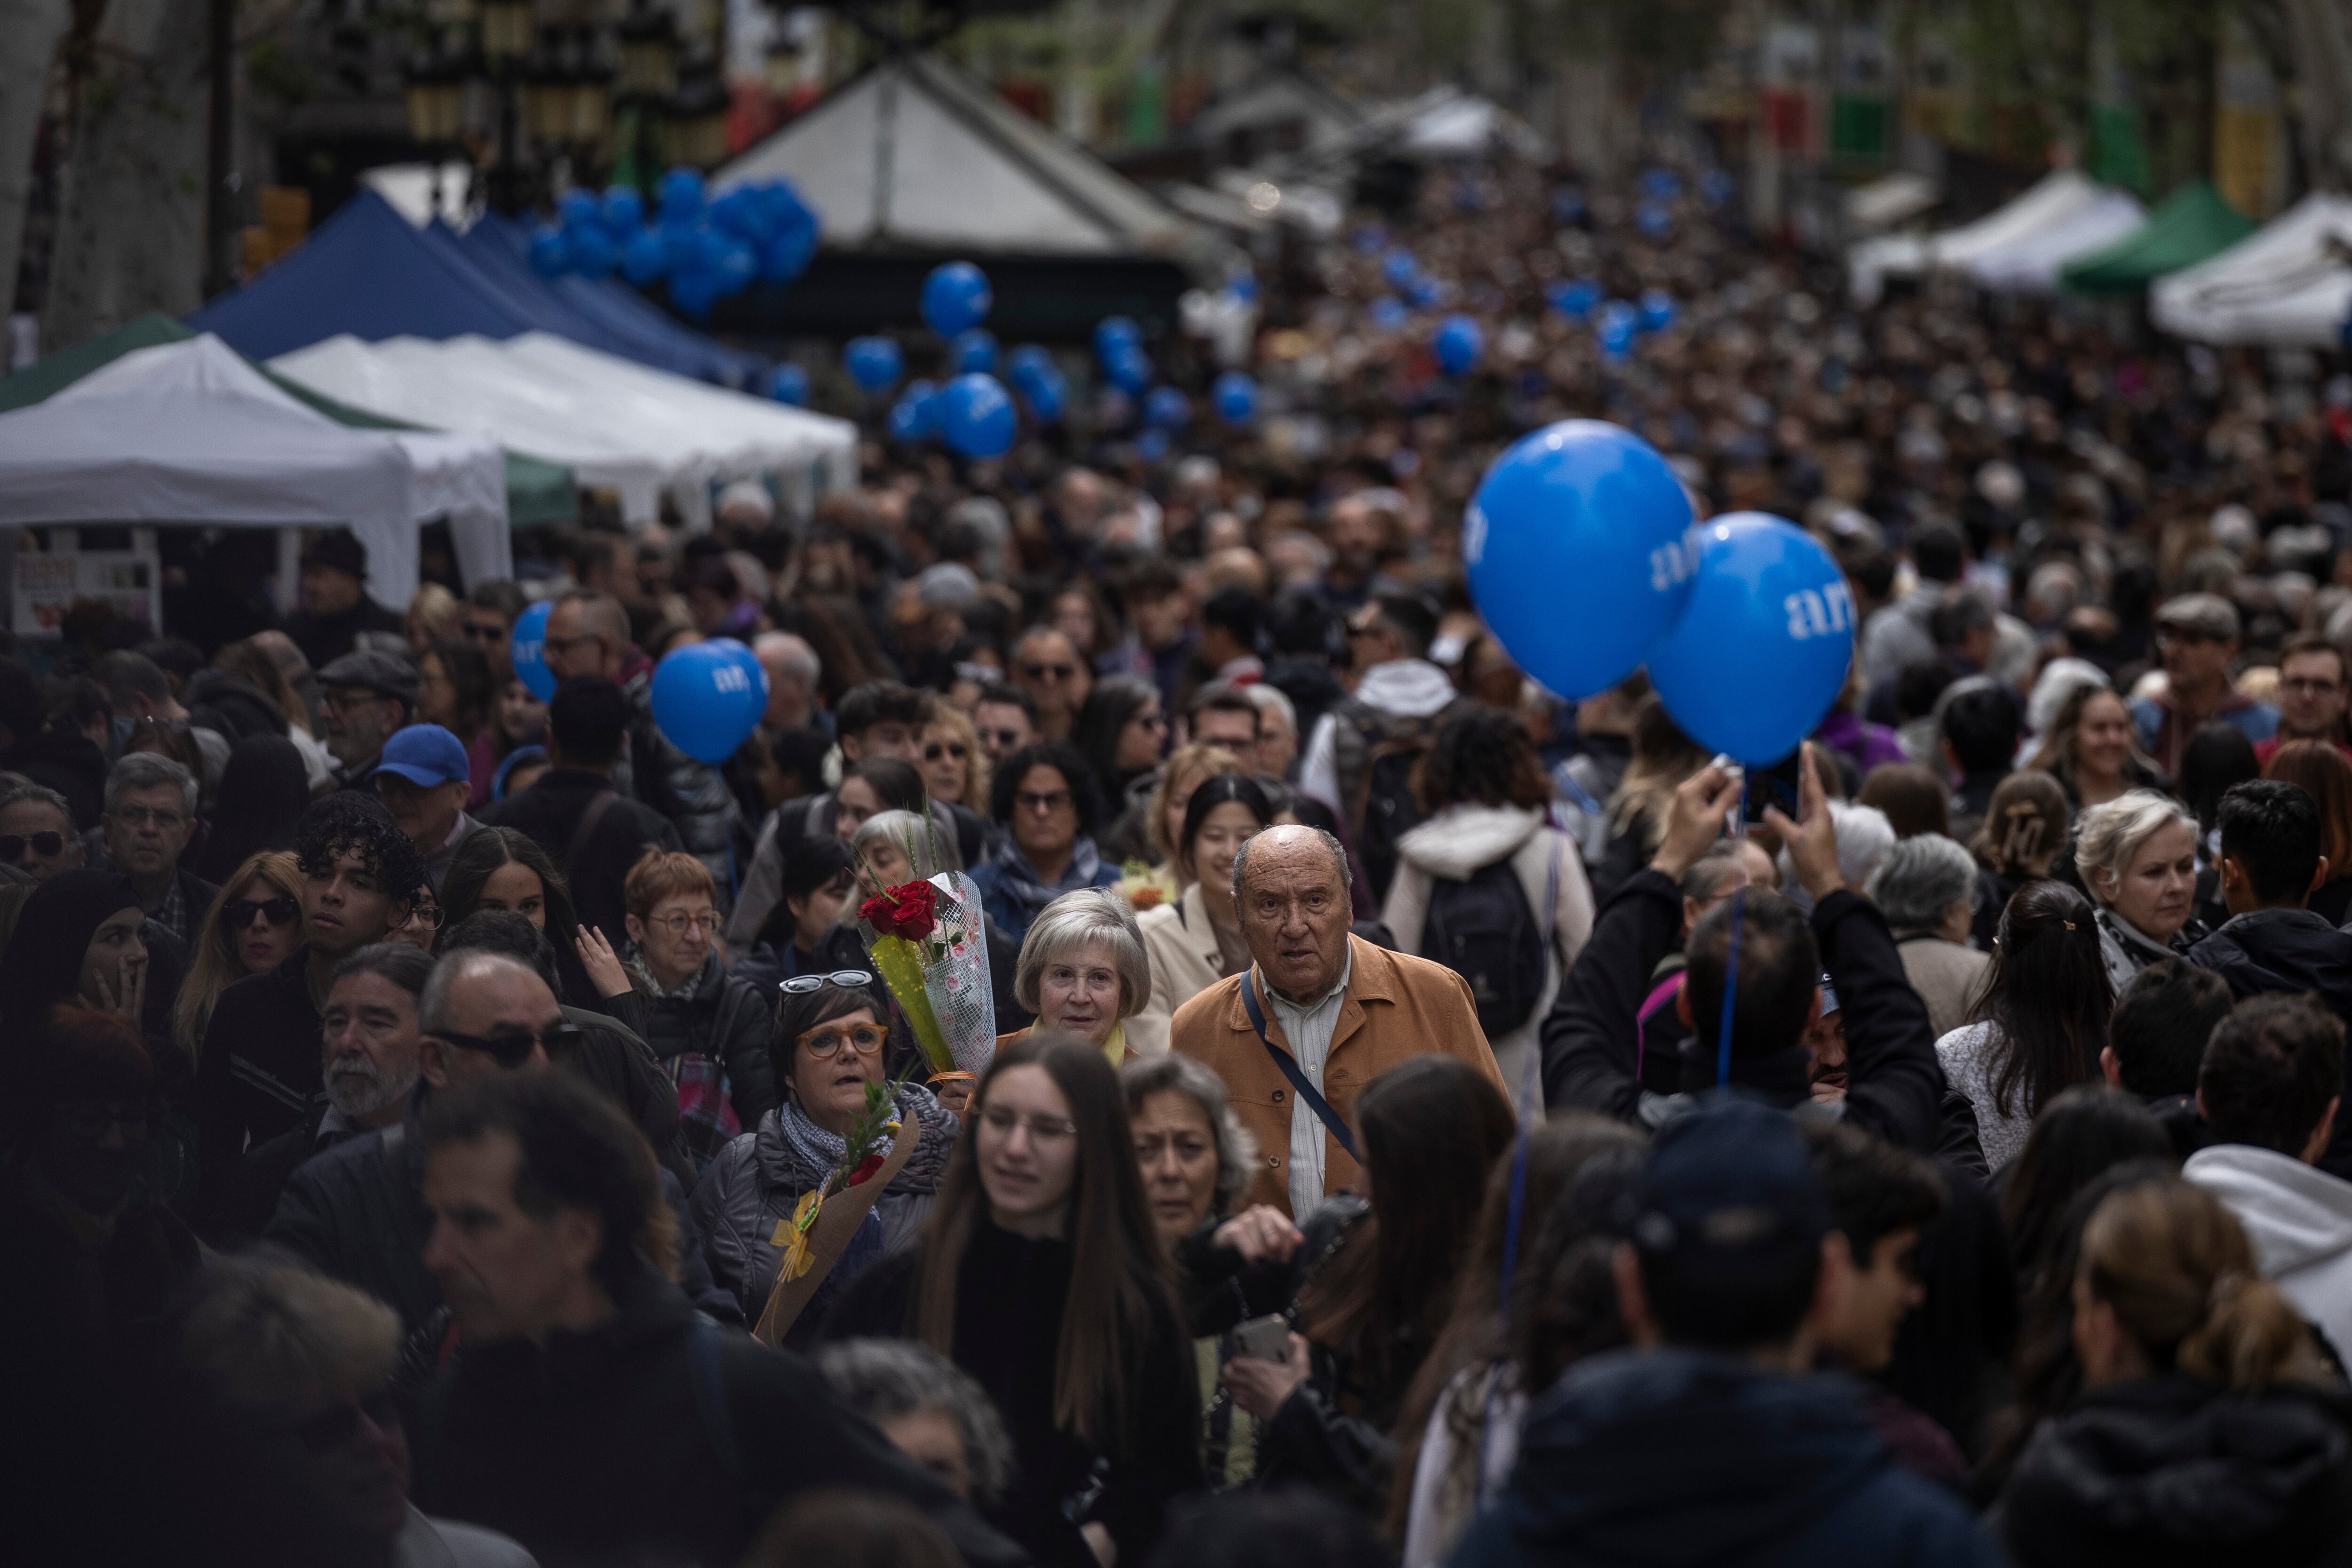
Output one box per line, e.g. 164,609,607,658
2185,1142,2352,1365
1382,803,1594,1097
690,1084,958,1342
604,952,779,1172
1451,1349,2002,1568
1993,1372,2352,1567
616,667,744,905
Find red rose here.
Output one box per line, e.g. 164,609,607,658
861,879,939,941
847,1152,887,1187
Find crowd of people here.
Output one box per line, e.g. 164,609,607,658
14,146,2352,1568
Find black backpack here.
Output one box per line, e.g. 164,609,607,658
1335,700,1469,904
1420,858,1546,1037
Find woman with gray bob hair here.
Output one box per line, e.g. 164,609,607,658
2074,788,2203,992
1003,887,1151,1061
1865,834,1991,1039
815,1338,1012,1506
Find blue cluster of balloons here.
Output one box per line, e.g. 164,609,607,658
888,374,1018,458
1368,297,1409,332
651,639,769,764
1466,421,1851,764
530,169,819,324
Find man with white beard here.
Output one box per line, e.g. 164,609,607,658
216,944,431,1238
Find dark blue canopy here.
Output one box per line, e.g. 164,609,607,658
190,188,764,386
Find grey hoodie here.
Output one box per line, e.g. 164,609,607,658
2184,1142,2352,1362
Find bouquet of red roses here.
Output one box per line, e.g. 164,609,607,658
855,848,995,1084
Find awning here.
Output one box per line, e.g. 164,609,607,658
1848,169,2111,303
1846,171,1939,234
2151,194,2352,347
1966,189,2147,293
2060,181,2259,296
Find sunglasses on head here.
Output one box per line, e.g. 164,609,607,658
779,969,875,995
0,831,65,860
223,895,301,930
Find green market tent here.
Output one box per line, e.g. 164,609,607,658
2060,182,2258,297
0,313,577,526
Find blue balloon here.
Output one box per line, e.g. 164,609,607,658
1144,386,1191,430
527,225,569,276
686,224,729,278
759,215,817,284
1106,343,1152,396
1637,200,1672,239
509,600,555,700
1227,274,1259,303
1600,318,1637,358
1136,429,1170,462
1094,316,1142,365
953,329,998,374
1212,371,1256,425
1006,344,1053,391
922,261,992,337
1021,367,1065,424
1369,297,1408,332
713,239,756,298
620,227,668,285
657,220,697,272
1547,278,1598,320
602,185,644,236
565,223,615,279
1640,288,1676,332
768,364,809,406
651,640,766,764
1645,513,1854,764
669,270,718,321
1435,314,1482,375
888,384,937,442
938,373,1017,459
1383,247,1419,288
709,188,767,242
556,187,601,231
1464,420,1695,701
1407,276,1442,309
657,167,705,225
844,336,902,392
1640,167,1683,201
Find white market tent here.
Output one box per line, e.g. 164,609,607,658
0,334,509,612
271,333,856,531
1846,171,1939,235
716,52,1225,276
1966,188,2148,293
1849,170,2113,303
2150,193,2352,348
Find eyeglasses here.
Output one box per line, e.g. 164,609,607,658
798,1023,889,1059
222,895,301,930
0,831,66,860
649,910,720,937
462,621,509,644
1016,789,1073,814
925,741,969,762
1022,662,1078,682
779,969,874,995
978,1106,1077,1145
981,728,1026,748
272,1387,401,1455
111,804,187,830
403,902,446,931
432,1021,582,1068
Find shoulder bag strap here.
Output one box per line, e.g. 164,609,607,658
567,788,620,864
1240,970,1359,1162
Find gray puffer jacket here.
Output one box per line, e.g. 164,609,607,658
689,1083,960,1345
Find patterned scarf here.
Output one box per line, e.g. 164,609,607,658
987,835,1105,921
768,1081,957,1195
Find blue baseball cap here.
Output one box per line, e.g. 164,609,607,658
369,724,471,789
1629,1094,1828,1265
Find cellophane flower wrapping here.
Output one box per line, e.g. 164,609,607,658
920,871,997,1077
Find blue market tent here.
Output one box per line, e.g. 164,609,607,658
455,213,765,387
190,188,763,385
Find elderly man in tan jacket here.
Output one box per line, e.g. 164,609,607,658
1170,823,1507,1216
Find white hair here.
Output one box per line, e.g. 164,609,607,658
106,750,199,819
754,632,821,689
1244,681,1296,738
1780,801,1896,895
2074,788,2198,902
1014,888,1150,1016
1866,834,1978,930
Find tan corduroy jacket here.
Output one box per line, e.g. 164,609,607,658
1168,932,1506,1215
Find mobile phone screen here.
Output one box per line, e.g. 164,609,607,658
1742,750,1804,824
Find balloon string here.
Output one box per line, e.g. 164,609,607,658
1719,778,1747,1087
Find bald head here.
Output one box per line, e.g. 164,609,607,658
755,633,820,730
545,591,632,682
418,952,562,1090
1233,824,1353,1001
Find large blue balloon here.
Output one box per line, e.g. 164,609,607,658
922,261,992,337
1006,344,1053,391
938,373,1017,458
564,223,615,279
669,270,718,322
759,215,817,284
953,329,998,374
556,188,601,231
1435,314,1482,374
1212,371,1256,424
844,336,902,391
1465,420,1695,701
1646,514,1854,764
712,239,756,298
509,600,555,700
651,640,767,764
1105,344,1152,396
601,185,645,237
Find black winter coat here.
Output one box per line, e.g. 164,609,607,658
181,668,286,742
818,1214,1204,1568
195,945,324,1228
1994,1373,2352,1568
414,1264,1024,1568
603,952,778,1173
2188,908,2352,1179
477,766,682,945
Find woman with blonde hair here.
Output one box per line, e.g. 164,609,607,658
173,850,305,1059
921,702,991,812
1596,695,1707,899
1993,1177,2349,1564
1967,770,2070,950
2075,789,2204,993
2026,682,2164,809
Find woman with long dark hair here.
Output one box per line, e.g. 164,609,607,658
437,826,605,1009
1071,675,1167,809
1223,1055,1517,1513
1936,880,2114,1172
1997,1084,2175,1293
190,735,313,886
818,1033,1200,1568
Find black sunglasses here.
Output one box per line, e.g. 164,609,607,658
0,831,65,860
433,1021,583,1068
779,969,875,995
273,1387,401,1455
222,895,301,930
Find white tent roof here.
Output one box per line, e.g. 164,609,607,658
270,333,856,530
2150,194,2352,348
1848,170,2109,303
1847,171,1939,233
716,53,1223,274
1967,188,2148,293
0,334,509,609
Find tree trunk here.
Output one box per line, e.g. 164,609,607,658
39,0,207,351
0,0,73,321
